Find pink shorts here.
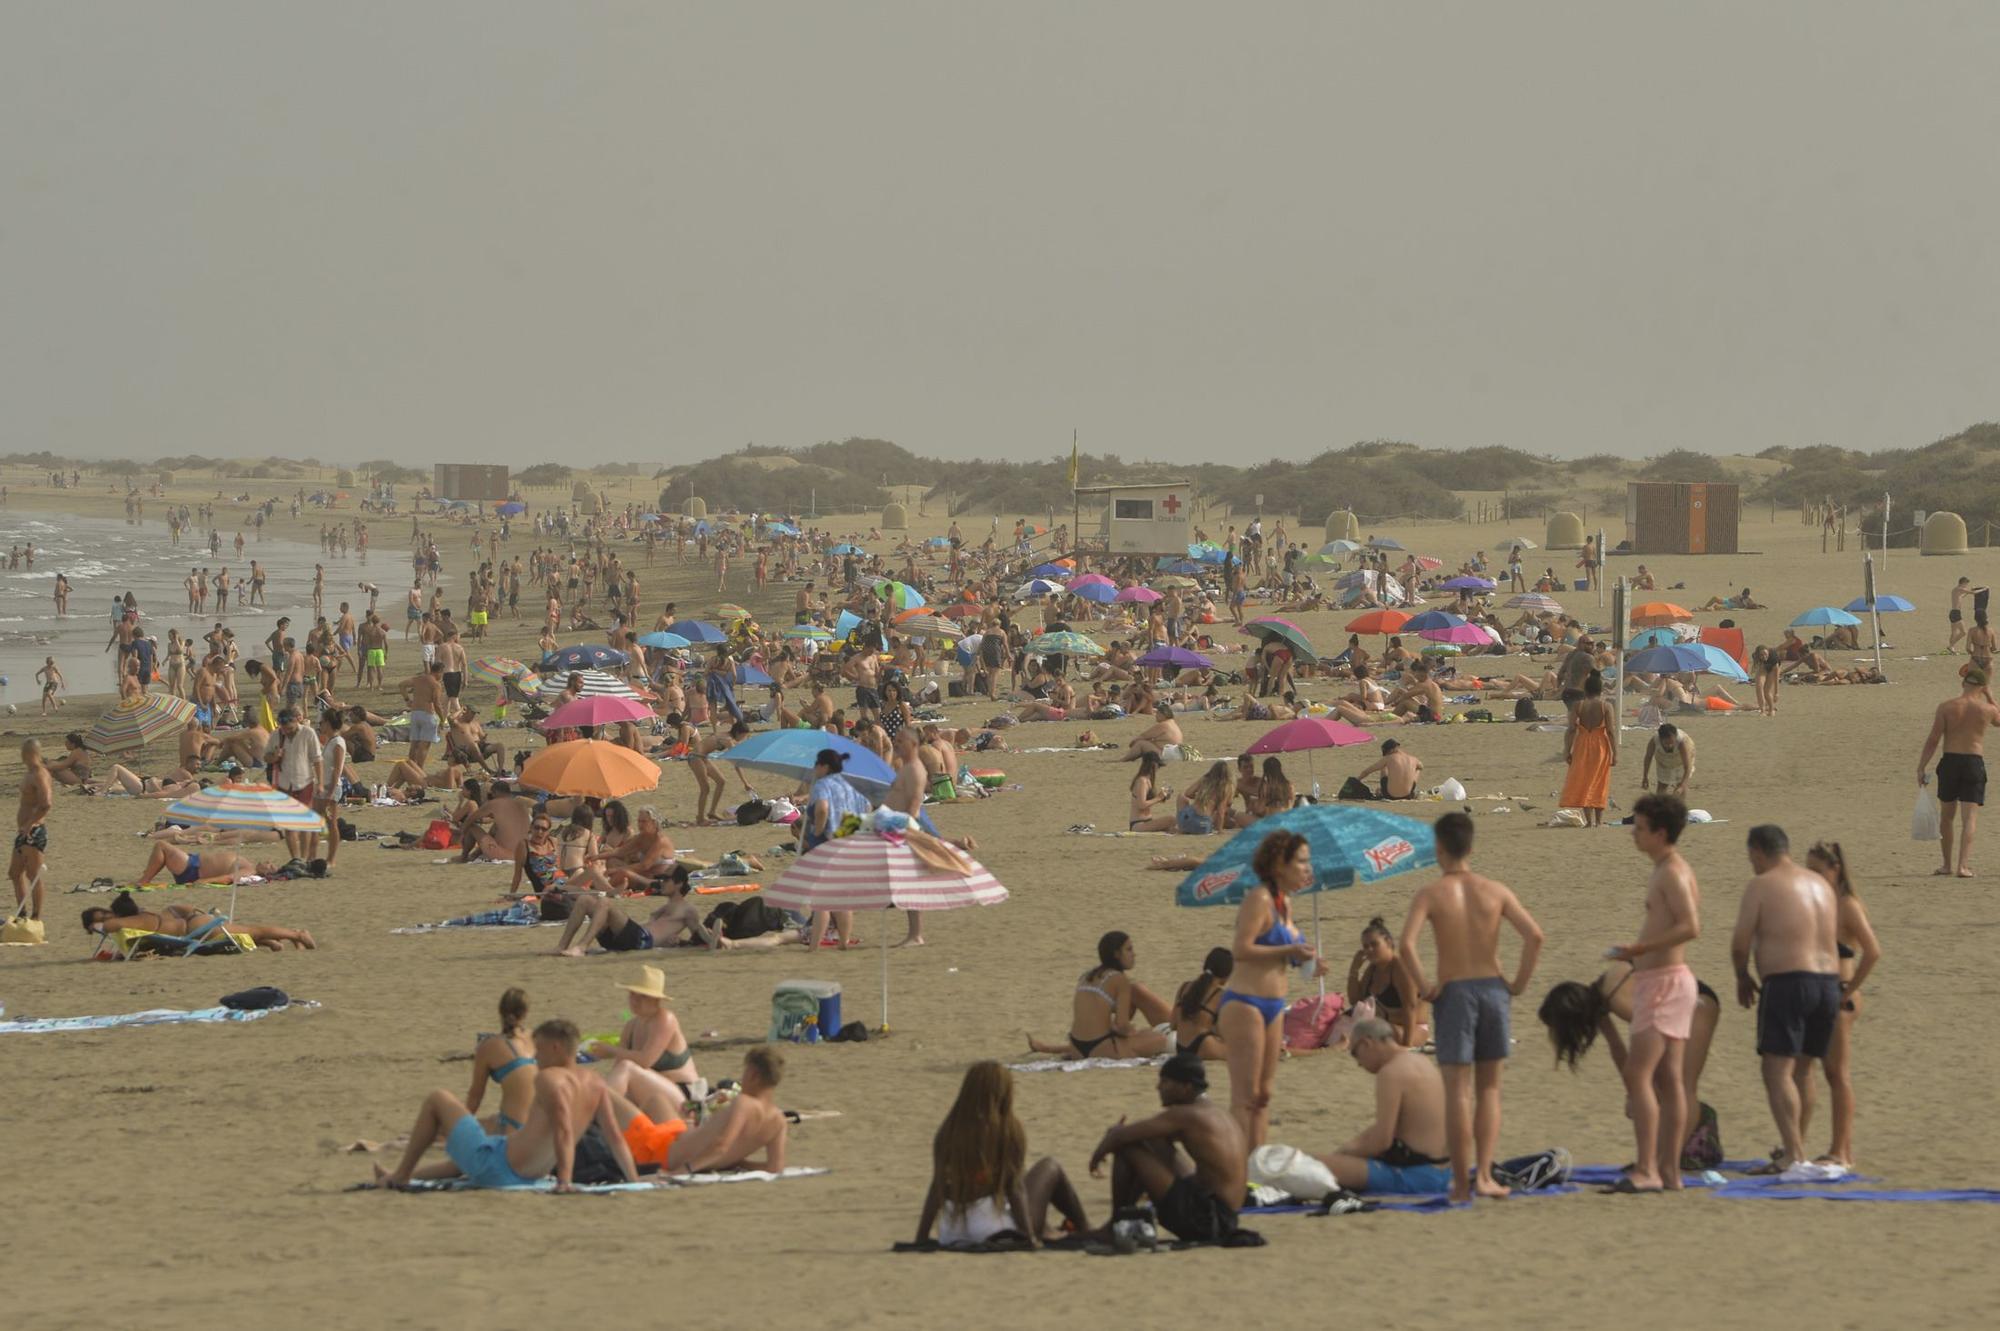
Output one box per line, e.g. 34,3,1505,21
1630,964,1697,1040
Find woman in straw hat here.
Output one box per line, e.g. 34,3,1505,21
589,965,704,1119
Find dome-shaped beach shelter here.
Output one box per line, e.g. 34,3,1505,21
1546,511,1586,550
1324,510,1360,544
882,502,908,530
1922,511,1968,556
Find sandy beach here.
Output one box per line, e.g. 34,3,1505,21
3,475,1995,1331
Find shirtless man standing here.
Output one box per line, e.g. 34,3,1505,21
377,1019,639,1191
1946,576,1984,654
1398,813,1544,1202
1917,669,2000,877
11,739,53,920
401,661,448,768
1088,1052,1246,1244
843,639,883,724
1730,825,1845,1180
357,612,388,689
1603,793,1701,1193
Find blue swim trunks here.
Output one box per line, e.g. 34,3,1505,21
446,1113,535,1188
1366,1158,1453,1195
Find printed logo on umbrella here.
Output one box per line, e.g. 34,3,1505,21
1193,869,1240,901
1363,837,1416,874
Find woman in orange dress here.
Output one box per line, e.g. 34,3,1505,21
1561,670,1617,826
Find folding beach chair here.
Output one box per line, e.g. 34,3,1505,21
97,913,251,961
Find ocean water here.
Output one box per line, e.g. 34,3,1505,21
0,512,391,698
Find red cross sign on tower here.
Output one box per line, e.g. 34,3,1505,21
1162,493,1183,516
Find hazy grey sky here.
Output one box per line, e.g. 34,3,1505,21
4,3,1995,467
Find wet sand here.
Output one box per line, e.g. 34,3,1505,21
2,474,1993,1330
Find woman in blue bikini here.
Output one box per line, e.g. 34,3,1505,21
463,988,537,1133
1218,830,1326,1148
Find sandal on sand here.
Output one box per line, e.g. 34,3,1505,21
1599,1177,1661,1195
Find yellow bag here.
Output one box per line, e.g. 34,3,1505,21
1,905,45,946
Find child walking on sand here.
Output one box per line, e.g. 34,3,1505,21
37,657,65,715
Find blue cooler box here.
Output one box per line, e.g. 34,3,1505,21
772,979,842,1042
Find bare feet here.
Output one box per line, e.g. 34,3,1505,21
1958,867,1975,878
1934,866,1955,876
893,935,926,948
1472,1175,1512,1199
557,945,586,958
372,1164,411,1191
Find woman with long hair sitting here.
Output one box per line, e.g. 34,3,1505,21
1027,931,1173,1060
1172,947,1234,1061
1175,761,1235,836
462,988,536,1133
1345,916,1425,1047
1127,752,1176,832
913,1061,1089,1247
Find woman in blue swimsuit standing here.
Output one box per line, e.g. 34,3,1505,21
1219,830,1326,1149
462,988,537,1133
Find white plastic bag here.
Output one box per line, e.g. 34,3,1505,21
1912,786,1942,842
1437,777,1467,801
1247,1144,1339,1202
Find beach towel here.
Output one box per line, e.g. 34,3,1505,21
392,904,549,934
1713,1185,2000,1205
1010,1055,1166,1074
352,1166,828,1194
0,1001,318,1034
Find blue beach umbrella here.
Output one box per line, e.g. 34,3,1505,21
497,502,525,516
731,662,776,688
1175,804,1439,964
541,644,629,671
926,536,953,547
1160,559,1203,575
1030,563,1071,578
1071,581,1119,603
672,620,729,644
1187,543,1228,564
723,730,897,792
829,543,866,556
1367,537,1406,551
1626,628,1683,650
1015,578,1064,598
1402,610,1466,633
1439,576,1496,591
1694,645,1750,683
1844,594,1915,614
636,631,691,651
1792,606,1861,628
1625,644,1718,676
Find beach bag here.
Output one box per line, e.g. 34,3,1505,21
1,901,45,947
1247,1144,1339,1202
1680,1102,1723,1170
1281,993,1345,1050
419,819,455,850
707,896,789,941
768,986,822,1043
571,1124,627,1185
1912,787,1942,842
220,986,290,1011
735,798,772,826
1337,776,1374,802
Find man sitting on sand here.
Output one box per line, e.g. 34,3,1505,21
606,1046,791,1175
1311,1017,1451,1194
376,1019,639,1191
1087,1052,1247,1244
1119,704,1182,760
1350,738,1422,800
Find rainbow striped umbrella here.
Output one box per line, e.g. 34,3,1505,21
165,782,324,832
85,693,199,754
470,657,540,689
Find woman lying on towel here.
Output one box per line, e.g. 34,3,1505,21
1026,931,1174,1060
914,1061,1090,1248
81,898,316,950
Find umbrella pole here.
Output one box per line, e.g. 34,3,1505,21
1313,891,1324,999
880,915,890,1032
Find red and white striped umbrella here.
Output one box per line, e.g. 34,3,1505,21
764,829,1008,1029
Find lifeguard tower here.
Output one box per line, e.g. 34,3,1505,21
1073,481,1195,556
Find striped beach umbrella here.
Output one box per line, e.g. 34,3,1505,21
1504,593,1563,613
764,822,1009,1028
165,783,324,832
1027,630,1104,657
783,625,834,640
536,669,643,702
716,603,751,621
893,614,962,641
85,693,199,754
470,657,540,688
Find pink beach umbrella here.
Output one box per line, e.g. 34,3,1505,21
1068,573,1116,590
1115,586,1163,603
764,825,1009,1030
541,695,657,732
1418,623,1497,647
1244,713,1374,794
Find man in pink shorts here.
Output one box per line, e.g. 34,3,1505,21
1605,793,1702,1194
